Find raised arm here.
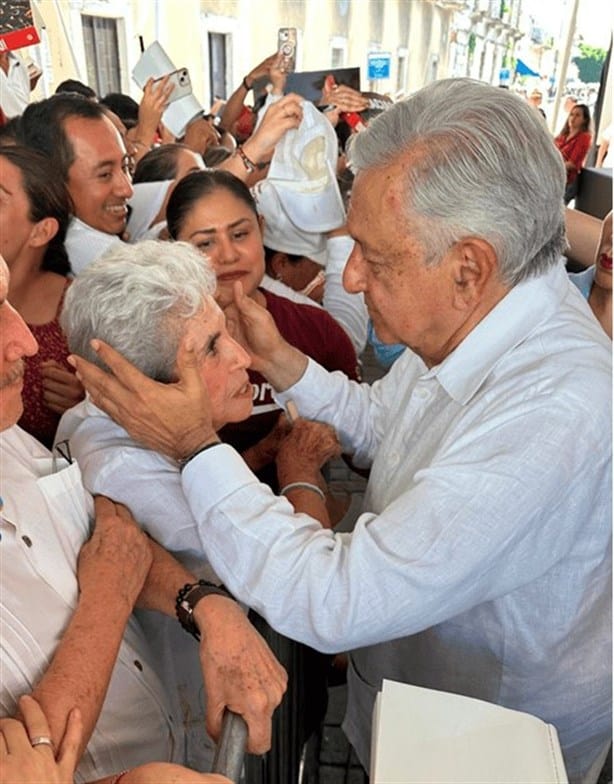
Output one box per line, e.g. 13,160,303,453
219,94,303,183
219,53,279,134
127,76,174,162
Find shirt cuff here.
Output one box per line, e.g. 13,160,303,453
181,443,259,507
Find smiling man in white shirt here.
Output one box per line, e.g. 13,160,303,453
16,95,132,275
71,78,612,784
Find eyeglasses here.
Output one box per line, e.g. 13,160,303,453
54,439,73,466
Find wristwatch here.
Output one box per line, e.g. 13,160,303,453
175,580,233,641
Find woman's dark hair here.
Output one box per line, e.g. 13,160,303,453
133,143,194,184
575,104,591,133
0,146,72,275
167,169,257,239
100,93,139,129
0,116,21,145
559,103,591,137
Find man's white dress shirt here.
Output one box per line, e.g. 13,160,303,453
174,262,610,784
0,426,182,781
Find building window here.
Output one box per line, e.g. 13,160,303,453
331,47,345,68
396,48,408,95
81,15,120,96
330,37,347,70
208,32,229,101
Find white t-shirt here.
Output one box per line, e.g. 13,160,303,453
0,51,30,118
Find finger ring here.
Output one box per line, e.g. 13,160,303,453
30,735,54,749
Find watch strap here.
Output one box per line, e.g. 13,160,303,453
176,580,233,641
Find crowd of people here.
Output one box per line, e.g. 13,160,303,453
0,41,612,784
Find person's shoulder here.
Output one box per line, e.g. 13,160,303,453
506,302,611,414
568,265,595,299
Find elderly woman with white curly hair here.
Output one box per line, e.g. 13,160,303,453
56,239,340,770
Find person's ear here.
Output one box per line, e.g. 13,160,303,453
257,214,265,236
29,217,59,249
450,237,500,311
270,251,289,281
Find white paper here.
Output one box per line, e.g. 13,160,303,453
371,680,568,783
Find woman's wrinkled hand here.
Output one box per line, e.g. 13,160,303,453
242,412,292,472
276,418,341,487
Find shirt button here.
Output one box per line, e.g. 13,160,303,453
133,659,143,671
22,535,32,547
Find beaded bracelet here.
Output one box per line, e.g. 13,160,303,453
236,144,257,173
279,481,326,501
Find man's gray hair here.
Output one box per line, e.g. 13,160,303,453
348,78,567,286
62,240,217,381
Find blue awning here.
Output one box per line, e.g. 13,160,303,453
515,59,540,77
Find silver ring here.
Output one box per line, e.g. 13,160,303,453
30,735,54,749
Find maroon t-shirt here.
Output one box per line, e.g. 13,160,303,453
220,289,360,489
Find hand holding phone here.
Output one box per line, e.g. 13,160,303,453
152,67,192,103
277,27,297,73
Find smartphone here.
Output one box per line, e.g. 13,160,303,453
153,67,192,103
340,111,367,132
277,27,297,73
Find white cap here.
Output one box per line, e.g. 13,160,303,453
252,179,328,266
266,101,345,232
127,180,173,241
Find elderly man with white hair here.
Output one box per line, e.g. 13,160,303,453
71,79,612,784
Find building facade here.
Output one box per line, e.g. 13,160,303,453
26,0,528,109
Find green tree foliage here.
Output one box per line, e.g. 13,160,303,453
572,42,607,83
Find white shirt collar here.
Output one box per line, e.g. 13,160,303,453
432,262,569,405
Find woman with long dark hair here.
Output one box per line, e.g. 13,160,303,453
0,146,83,446
554,103,592,203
